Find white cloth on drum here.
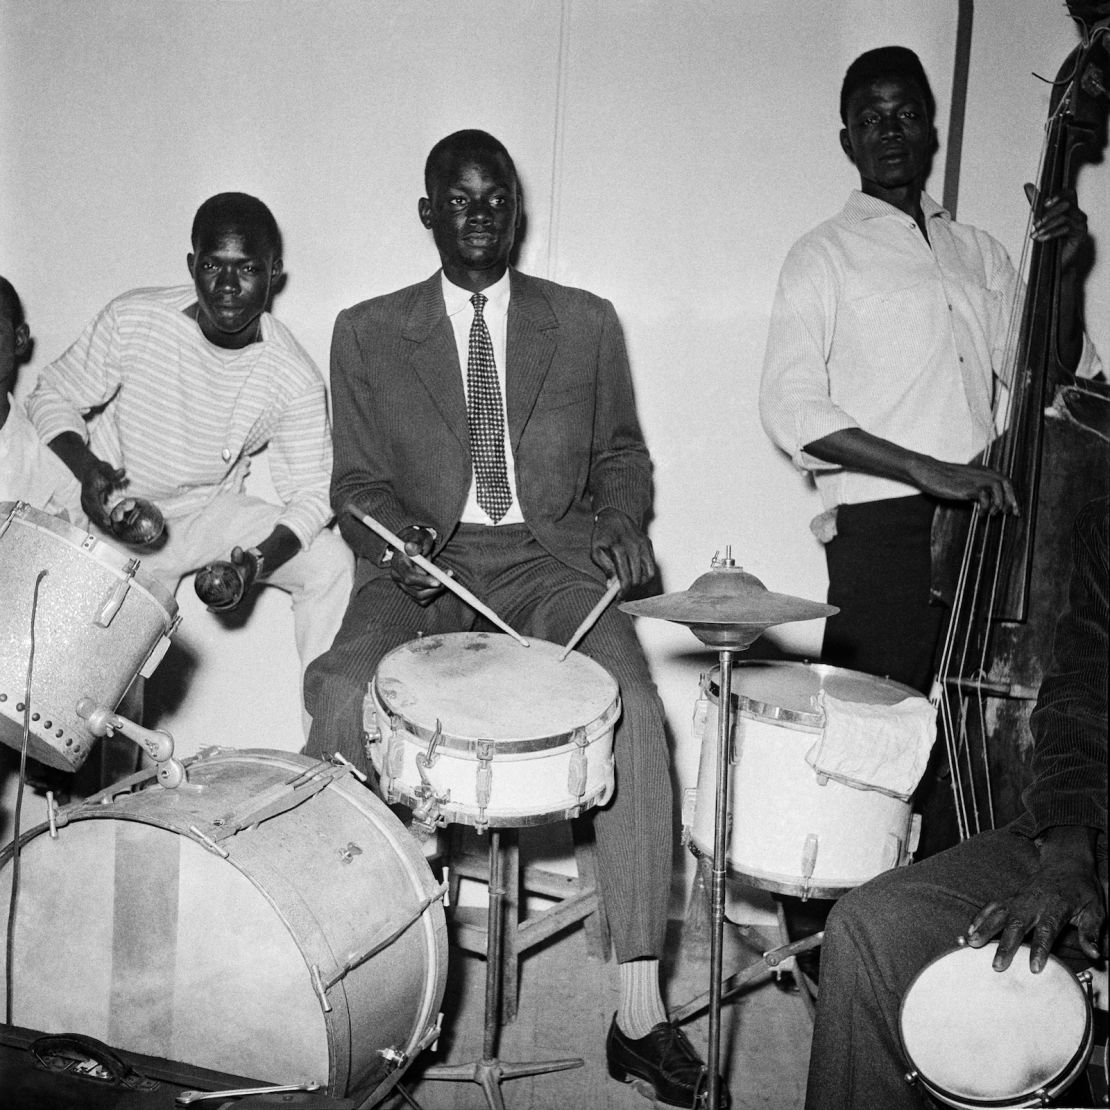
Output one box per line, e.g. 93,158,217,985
805,690,936,800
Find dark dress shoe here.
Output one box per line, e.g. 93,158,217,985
606,1014,731,1108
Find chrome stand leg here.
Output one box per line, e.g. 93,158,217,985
421,829,583,1110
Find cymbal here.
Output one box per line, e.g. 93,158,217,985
620,554,836,649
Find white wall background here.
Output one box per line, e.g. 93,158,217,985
3,1,1106,907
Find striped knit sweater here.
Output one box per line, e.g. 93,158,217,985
27,285,332,548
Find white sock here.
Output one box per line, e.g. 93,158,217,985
617,957,668,1038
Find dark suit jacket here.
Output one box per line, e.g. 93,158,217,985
330,269,653,589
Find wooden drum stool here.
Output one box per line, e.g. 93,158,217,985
445,817,610,1023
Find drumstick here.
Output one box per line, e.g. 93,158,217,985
559,578,620,661
344,506,530,647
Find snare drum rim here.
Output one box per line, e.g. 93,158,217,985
374,688,622,754
1,499,178,619
898,942,1094,1108
706,660,921,730
372,633,622,754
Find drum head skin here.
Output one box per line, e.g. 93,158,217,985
375,632,618,746
900,943,1092,1105
710,659,919,729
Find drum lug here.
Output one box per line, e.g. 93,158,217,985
474,740,495,830
903,1069,919,1087
95,559,140,628
412,721,450,833
567,727,589,800
800,833,819,901
0,500,19,539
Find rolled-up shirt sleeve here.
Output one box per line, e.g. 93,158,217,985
759,242,859,472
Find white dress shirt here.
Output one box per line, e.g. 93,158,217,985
759,190,1101,510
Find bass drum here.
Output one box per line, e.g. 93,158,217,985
0,748,447,1106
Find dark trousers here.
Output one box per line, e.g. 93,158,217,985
822,495,945,695
304,525,673,961
805,828,1101,1110
823,495,958,855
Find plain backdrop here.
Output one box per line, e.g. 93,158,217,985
3,0,1106,909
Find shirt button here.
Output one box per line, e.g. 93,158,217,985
221,448,232,462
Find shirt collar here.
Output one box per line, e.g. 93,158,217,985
441,268,511,318
842,189,950,225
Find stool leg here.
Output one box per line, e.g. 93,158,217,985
572,817,610,961
500,829,521,1023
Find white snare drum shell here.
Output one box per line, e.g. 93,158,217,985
366,632,620,827
899,942,1093,1109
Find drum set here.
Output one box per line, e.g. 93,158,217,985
0,499,1100,1110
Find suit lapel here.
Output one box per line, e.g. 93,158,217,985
505,270,558,449
403,274,469,451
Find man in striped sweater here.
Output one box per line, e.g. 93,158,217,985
27,193,352,731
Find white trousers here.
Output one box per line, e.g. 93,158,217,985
115,492,353,734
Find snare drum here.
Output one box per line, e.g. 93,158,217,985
900,943,1093,1108
367,632,620,829
686,660,920,898
0,748,448,1106
0,501,178,771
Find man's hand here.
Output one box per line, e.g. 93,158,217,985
195,546,263,612
963,827,1106,973
1026,184,1089,272
591,508,656,597
905,456,1020,516
389,525,445,606
80,459,127,530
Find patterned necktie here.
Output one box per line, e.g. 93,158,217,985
466,292,512,522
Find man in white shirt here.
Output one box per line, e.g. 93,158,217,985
28,194,352,730
759,46,1096,695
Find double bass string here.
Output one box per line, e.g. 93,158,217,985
932,64,1065,840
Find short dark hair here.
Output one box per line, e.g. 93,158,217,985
0,276,25,329
840,46,936,125
191,192,282,256
424,130,519,196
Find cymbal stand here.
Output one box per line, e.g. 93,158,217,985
421,828,583,1110
704,647,734,1110
619,548,836,1110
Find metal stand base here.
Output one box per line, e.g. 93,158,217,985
670,893,822,1025
421,829,583,1110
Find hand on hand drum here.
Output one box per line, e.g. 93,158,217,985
108,497,165,547
195,560,246,611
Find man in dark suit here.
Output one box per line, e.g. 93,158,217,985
305,130,726,1108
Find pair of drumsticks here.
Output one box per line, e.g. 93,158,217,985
348,507,620,660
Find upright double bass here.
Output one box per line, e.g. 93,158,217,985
931,2,1110,840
